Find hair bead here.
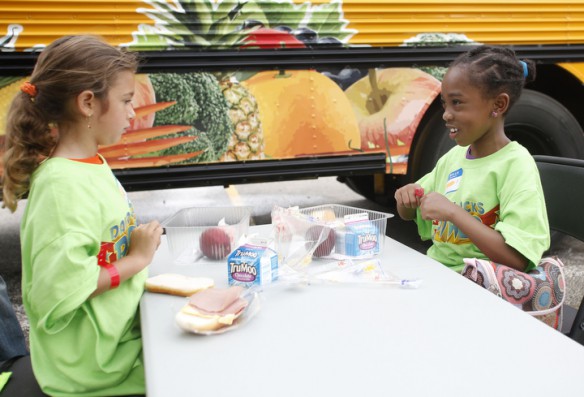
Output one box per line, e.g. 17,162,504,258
519,60,528,78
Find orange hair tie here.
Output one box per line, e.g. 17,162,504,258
21,81,38,98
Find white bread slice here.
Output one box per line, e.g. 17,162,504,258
175,304,243,332
145,273,214,297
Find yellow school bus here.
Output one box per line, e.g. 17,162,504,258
1,0,584,203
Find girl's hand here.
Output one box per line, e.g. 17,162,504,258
128,220,164,269
395,183,424,209
419,192,458,222
395,183,424,221
91,220,163,297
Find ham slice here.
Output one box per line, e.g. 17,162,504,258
188,286,248,317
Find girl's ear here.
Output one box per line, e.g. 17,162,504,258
75,90,96,117
494,92,510,115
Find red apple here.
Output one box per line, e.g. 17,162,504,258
344,68,441,150
199,227,232,260
305,225,335,257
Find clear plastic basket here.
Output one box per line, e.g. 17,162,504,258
298,204,393,258
162,206,252,263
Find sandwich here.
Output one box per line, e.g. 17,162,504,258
176,286,249,332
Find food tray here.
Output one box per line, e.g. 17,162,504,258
299,204,393,258
162,206,252,263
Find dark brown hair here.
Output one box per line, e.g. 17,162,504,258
450,45,536,113
1,35,138,212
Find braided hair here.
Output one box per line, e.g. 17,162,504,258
450,45,536,114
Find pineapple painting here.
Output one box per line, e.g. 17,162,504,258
219,77,264,161
130,0,355,51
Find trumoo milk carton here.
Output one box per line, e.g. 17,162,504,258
334,212,380,257
228,237,278,288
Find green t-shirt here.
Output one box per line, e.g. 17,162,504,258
416,142,550,272
20,156,147,397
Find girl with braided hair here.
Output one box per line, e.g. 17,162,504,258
1,35,162,396
395,45,550,273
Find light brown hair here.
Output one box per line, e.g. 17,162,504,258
1,35,138,212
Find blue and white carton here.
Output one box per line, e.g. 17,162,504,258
228,237,278,288
335,213,380,257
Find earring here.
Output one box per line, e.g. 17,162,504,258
87,114,92,129
491,111,498,118
48,122,58,139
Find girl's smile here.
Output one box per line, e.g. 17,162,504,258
447,125,459,140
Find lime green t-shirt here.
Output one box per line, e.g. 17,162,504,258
415,142,550,273
20,156,147,397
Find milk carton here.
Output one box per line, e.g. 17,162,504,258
335,213,380,257
228,237,278,288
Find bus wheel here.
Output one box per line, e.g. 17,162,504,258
342,175,384,206
340,173,405,207
408,89,584,182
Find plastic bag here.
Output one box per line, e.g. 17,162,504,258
269,206,421,289
270,205,335,269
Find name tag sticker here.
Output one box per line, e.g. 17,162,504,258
445,168,463,194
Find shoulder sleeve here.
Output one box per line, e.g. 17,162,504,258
23,168,102,333
29,233,100,333
495,154,550,271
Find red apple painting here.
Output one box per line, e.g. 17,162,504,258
344,68,441,150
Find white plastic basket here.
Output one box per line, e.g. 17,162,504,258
162,206,252,263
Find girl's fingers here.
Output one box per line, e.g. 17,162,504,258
396,185,426,208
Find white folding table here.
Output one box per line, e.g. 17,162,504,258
141,225,584,396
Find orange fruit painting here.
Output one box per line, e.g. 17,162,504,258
242,70,361,158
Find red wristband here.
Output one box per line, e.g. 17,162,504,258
104,264,120,289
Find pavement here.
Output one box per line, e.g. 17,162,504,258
2,177,583,345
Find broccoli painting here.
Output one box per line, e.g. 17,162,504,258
149,72,234,163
